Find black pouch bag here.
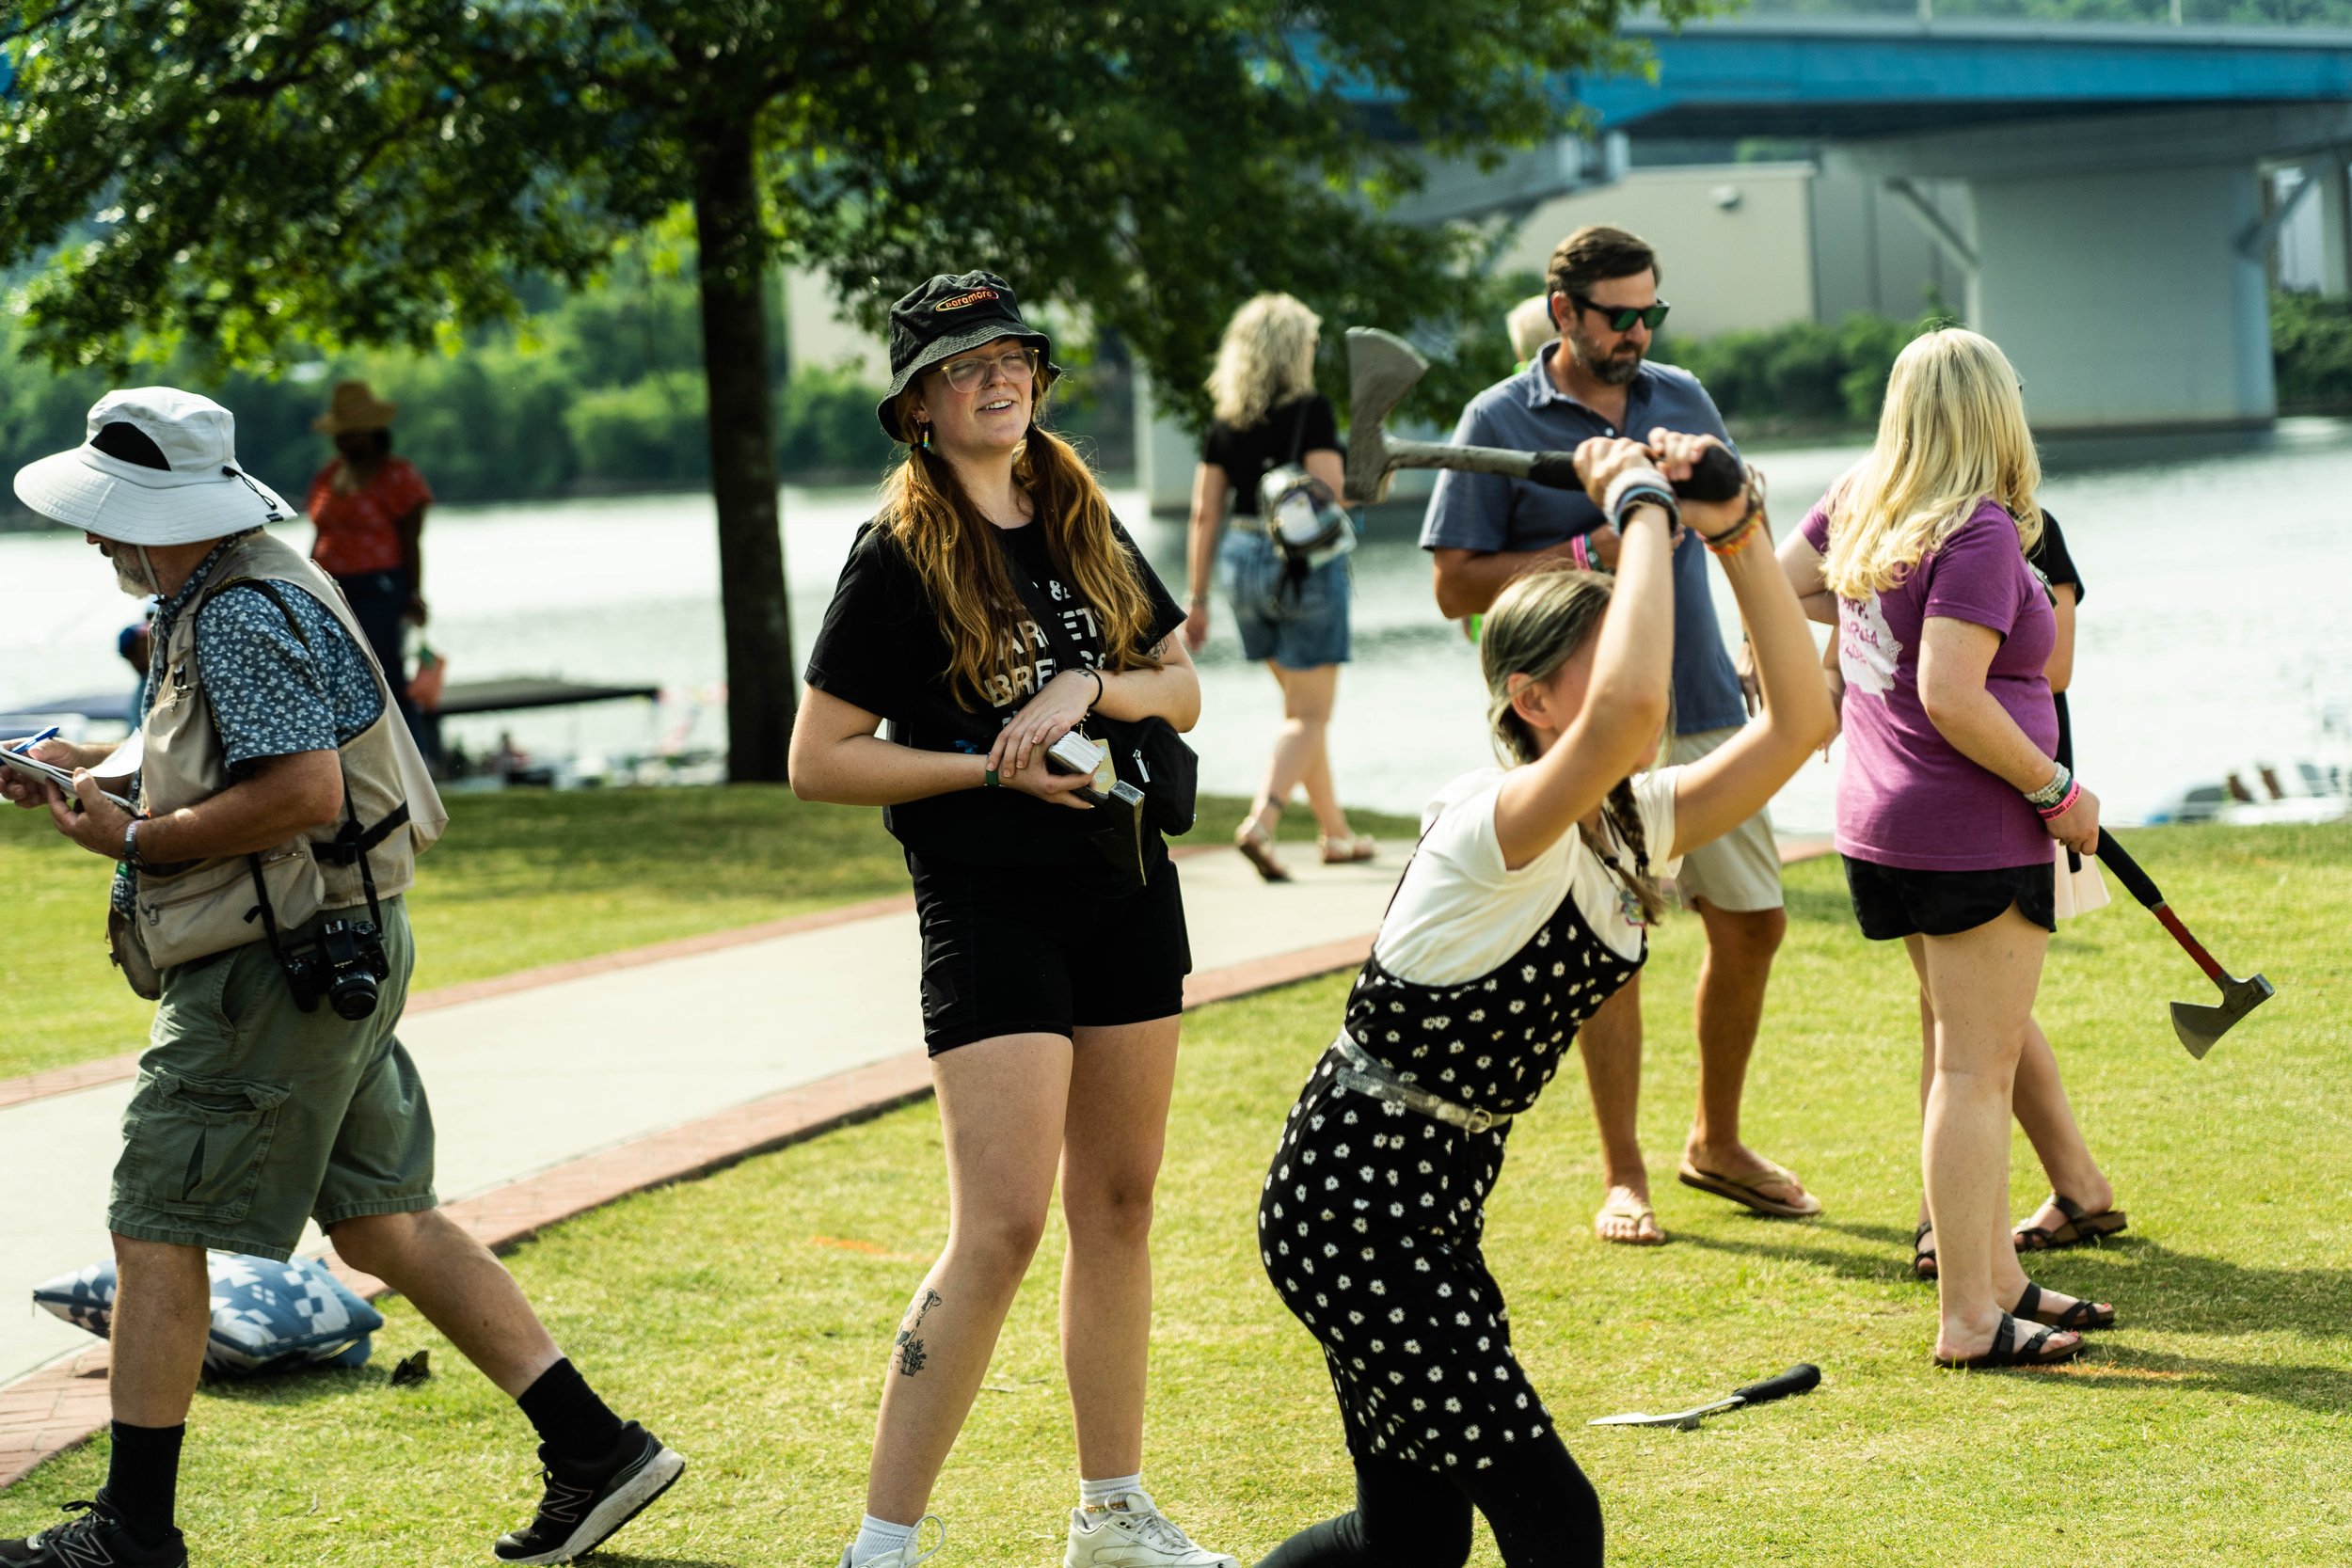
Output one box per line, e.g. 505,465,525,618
1006,554,1199,840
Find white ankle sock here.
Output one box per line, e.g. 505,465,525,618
1079,1473,1149,1514
850,1513,917,1563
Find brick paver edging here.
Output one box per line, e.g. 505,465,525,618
0,925,1376,1492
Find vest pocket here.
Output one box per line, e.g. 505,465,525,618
117,1072,292,1223
138,844,326,970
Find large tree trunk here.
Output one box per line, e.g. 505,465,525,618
691,124,793,782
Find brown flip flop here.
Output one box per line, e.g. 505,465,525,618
1235,821,1291,883
1677,1158,1822,1218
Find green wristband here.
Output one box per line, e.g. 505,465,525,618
984,765,1001,789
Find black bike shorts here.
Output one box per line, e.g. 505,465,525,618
908,851,1191,1053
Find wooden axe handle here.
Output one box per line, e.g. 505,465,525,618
2095,832,2228,984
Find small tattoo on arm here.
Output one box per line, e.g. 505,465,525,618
895,1288,943,1376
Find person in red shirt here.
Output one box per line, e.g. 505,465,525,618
307,380,436,752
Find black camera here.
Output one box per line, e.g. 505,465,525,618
280,917,391,1021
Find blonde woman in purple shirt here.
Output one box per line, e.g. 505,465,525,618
1778,328,2115,1369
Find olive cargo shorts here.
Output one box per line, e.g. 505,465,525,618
110,896,437,1260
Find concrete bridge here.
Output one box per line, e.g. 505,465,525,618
1559,10,2352,432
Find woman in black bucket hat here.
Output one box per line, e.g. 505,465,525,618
792,274,1232,1568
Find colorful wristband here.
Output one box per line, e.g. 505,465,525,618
2024,761,2073,810
983,766,1001,789
1570,534,1592,572
2036,781,2082,821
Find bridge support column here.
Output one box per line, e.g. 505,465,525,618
1964,165,2273,432
2310,151,2351,297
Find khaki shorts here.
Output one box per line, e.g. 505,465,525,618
1667,726,1785,913
109,896,437,1260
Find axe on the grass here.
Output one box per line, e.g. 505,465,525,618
1343,327,1747,508
1589,1364,1820,1431
2093,832,2273,1058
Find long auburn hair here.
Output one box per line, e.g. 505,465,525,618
879,404,1164,710
1480,564,1667,926
1821,327,2043,600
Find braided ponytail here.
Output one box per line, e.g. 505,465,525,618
1590,777,1667,926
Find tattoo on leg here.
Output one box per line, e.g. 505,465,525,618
895,1288,943,1376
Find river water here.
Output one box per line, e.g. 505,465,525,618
6,420,2349,832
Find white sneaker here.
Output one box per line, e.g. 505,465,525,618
1064,1502,1239,1568
839,1514,946,1567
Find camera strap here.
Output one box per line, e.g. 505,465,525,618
215,577,396,961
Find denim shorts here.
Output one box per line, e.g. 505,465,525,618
1217,527,1351,669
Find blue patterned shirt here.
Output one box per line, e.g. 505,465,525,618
141,533,385,772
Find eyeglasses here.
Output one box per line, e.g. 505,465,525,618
1568,295,1671,334
937,346,1039,395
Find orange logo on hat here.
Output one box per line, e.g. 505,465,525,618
933,288,1000,311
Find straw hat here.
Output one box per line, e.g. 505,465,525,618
12,387,292,546
312,379,399,435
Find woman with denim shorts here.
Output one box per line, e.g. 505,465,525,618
1184,293,1373,882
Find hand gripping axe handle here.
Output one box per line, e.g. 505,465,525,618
1344,327,1744,508
2092,832,2274,1058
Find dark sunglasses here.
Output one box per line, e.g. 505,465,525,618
1567,294,1671,334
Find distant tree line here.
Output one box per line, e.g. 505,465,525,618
0,251,1136,514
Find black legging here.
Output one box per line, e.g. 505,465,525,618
1256,1434,1603,1567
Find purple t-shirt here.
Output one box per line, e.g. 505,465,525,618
1800,497,2058,871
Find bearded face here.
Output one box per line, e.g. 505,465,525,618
97,538,156,598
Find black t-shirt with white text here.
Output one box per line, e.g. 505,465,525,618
1201,394,1341,518
803,515,1187,871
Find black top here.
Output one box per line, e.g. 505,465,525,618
2026,508,2084,769
803,514,1187,874
1201,394,1340,517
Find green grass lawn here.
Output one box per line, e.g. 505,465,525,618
0,786,1415,1082
5,823,2346,1565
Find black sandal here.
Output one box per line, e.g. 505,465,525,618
1934,1310,2084,1370
1912,1222,1937,1282
2014,1279,2116,1332
2014,1193,2128,1252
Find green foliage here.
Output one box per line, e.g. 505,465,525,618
2272,290,2352,412
0,0,1695,431
1658,309,1950,430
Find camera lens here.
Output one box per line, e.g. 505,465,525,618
327,970,379,1022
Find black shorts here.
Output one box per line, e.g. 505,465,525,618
1842,855,2057,942
909,851,1192,1054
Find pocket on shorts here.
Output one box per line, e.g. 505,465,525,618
117,1071,291,1222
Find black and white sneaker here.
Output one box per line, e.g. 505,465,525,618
493,1422,685,1565
0,1497,187,1567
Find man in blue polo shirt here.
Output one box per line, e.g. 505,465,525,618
1422,224,1821,1246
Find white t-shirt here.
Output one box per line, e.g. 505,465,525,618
1371,767,1683,987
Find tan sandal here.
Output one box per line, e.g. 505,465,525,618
1236,819,1291,882
1318,834,1377,865
1594,1194,1666,1246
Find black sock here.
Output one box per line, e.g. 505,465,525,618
516,1359,628,1465
103,1420,184,1547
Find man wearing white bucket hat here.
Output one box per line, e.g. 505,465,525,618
1,389,683,1568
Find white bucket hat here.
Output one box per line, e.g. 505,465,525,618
12,387,293,546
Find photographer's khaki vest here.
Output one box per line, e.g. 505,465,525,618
131,531,446,970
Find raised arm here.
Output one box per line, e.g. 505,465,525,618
1654,444,1837,857
1490,440,1677,871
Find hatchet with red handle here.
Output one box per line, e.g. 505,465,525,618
2092,832,2273,1059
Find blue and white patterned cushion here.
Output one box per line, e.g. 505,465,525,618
32,1251,383,1377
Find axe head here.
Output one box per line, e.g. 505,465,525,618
1345,327,1428,506
2170,972,2274,1059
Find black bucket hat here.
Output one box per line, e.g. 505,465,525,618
874,270,1059,441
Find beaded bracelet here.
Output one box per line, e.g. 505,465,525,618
2023,761,2074,810
1703,513,1763,556
2035,780,2082,821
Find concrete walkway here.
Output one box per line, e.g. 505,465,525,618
0,839,1405,1482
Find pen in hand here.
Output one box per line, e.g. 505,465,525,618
8,725,60,755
